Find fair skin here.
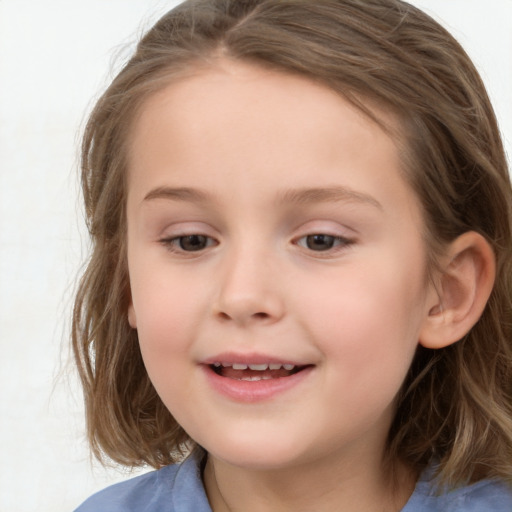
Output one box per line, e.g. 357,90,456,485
125,61,494,512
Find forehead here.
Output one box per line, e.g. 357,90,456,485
128,61,418,222
127,60,405,191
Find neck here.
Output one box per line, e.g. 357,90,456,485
203,449,416,512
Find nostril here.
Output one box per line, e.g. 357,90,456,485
215,310,271,323
213,293,284,323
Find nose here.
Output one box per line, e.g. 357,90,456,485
212,246,285,326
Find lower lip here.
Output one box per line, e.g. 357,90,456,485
202,365,314,403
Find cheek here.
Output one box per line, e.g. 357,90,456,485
298,255,426,382
128,264,206,365
130,276,202,412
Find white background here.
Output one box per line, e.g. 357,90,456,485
0,1,510,511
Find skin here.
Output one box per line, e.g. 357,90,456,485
126,61,444,511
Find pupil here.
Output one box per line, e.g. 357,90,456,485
307,234,334,251
179,235,207,251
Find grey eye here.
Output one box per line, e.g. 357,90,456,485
296,233,353,253
178,235,209,251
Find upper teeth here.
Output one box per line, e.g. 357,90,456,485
213,362,296,371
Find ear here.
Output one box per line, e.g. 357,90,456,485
128,302,137,328
419,231,495,349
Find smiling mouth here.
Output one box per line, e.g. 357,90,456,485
209,362,308,381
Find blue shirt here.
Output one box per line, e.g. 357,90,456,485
75,452,512,511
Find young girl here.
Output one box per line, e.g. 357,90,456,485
72,1,512,510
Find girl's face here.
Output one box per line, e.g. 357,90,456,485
126,61,435,472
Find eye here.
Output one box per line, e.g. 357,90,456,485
296,234,353,252
161,234,217,252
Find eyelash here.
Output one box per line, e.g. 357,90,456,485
295,234,355,253
159,233,355,255
160,234,218,253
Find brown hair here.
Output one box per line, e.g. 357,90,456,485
73,0,512,486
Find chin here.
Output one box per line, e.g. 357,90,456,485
202,433,311,471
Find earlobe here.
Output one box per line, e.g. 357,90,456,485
419,231,495,349
128,303,137,329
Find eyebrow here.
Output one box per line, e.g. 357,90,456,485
143,186,211,203
143,185,382,210
278,186,383,210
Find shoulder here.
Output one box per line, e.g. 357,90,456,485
405,472,512,511
442,480,512,511
74,467,173,512
74,453,211,512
